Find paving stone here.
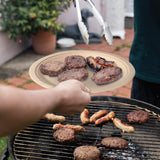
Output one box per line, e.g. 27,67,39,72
24,83,44,90
7,77,27,86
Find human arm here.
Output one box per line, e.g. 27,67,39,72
0,79,90,137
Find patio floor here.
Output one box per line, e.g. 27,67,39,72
0,28,134,98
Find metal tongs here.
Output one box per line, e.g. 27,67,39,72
73,0,113,45
74,0,89,44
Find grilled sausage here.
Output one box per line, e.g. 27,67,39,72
86,56,103,72
44,113,65,122
95,56,115,68
112,118,135,133
80,109,90,125
86,56,115,72
90,110,107,123
53,124,86,132
95,111,115,125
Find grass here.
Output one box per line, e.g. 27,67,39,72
17,79,34,88
0,137,8,157
115,43,131,51
0,137,12,159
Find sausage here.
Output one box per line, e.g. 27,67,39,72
43,113,65,122
80,108,90,125
112,118,135,133
86,56,115,72
95,111,115,125
86,56,103,72
53,124,86,132
95,56,115,68
90,110,107,123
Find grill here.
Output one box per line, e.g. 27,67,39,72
7,96,160,160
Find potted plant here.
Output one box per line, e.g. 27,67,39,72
0,0,71,55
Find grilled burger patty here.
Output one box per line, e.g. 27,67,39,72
127,110,150,124
65,55,87,69
57,68,88,82
53,128,76,144
101,137,128,149
74,146,101,160
91,66,122,85
40,61,66,76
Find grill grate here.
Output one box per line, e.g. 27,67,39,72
11,96,160,160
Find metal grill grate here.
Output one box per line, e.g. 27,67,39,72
10,96,160,160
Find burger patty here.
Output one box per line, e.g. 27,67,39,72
73,146,101,160
101,137,128,149
57,68,88,82
40,61,66,76
91,66,122,85
127,110,150,124
65,55,87,69
53,128,76,144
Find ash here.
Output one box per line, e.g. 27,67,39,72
98,139,149,160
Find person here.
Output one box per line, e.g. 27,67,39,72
0,79,90,137
129,0,160,107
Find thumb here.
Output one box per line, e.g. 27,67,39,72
82,91,91,104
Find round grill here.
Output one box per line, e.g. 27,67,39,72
8,96,160,160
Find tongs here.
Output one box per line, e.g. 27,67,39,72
74,0,89,44
86,0,113,45
73,0,113,45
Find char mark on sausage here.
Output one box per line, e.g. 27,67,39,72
86,56,115,72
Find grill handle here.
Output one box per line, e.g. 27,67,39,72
0,147,9,160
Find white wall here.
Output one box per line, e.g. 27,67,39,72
0,6,31,66
105,0,125,39
0,32,31,65
125,0,134,17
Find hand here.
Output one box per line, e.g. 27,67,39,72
53,79,91,116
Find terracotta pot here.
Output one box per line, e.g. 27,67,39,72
31,29,56,55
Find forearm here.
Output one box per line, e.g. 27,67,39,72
0,86,59,137
0,80,91,137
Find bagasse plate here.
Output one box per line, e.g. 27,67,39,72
29,50,135,93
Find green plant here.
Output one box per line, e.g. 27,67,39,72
0,0,71,41
115,43,131,51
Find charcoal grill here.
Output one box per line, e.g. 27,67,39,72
2,96,160,160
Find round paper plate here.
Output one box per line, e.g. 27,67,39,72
29,50,135,93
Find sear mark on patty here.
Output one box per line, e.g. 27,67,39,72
53,128,76,144
57,68,88,82
40,60,66,76
65,55,87,69
74,145,101,160
101,137,128,149
127,110,150,124
91,66,122,85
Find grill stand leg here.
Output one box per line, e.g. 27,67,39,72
0,147,9,160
